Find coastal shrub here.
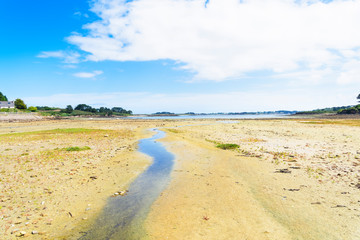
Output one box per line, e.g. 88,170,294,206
36,106,59,111
0,108,17,113
338,107,359,114
28,106,37,112
64,146,91,152
70,110,95,116
216,143,240,150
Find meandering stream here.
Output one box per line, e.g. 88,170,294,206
79,129,174,240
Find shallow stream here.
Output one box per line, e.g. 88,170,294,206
79,129,174,240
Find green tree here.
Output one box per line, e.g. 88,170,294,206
0,92,8,101
14,98,27,109
357,93,360,102
112,107,132,115
112,107,125,113
99,107,113,116
28,106,37,112
75,104,95,112
65,105,73,113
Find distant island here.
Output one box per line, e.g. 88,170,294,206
149,110,297,116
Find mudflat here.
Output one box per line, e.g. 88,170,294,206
0,119,158,239
1,118,360,239
146,119,360,240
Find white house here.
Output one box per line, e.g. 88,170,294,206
0,101,15,109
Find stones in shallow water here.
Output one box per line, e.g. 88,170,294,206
112,190,128,197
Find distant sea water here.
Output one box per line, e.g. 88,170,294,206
129,114,291,120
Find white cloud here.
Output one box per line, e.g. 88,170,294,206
74,11,89,18
37,50,81,64
66,0,360,83
337,60,360,84
61,64,78,69
73,70,103,78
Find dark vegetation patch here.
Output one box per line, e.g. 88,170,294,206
216,143,240,150
64,146,91,152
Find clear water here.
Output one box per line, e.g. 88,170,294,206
130,114,290,120
79,129,174,240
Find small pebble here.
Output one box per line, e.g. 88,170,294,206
17,231,26,237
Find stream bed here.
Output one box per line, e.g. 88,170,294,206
79,129,174,240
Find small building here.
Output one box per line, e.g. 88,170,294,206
0,101,15,109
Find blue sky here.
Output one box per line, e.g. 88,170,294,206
1,0,360,113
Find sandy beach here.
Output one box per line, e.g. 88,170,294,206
0,119,159,239
1,117,360,239
145,118,360,240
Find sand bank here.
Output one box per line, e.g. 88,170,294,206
146,119,360,239
0,119,160,239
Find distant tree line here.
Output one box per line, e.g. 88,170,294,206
296,106,354,115
338,105,360,114
1,91,132,116
64,104,132,116
154,112,175,115
36,106,58,111
297,94,360,115
337,94,360,114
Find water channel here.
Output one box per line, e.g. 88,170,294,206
79,129,174,240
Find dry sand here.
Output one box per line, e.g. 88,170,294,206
146,119,360,240
0,119,161,239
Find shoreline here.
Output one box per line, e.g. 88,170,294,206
2,112,360,124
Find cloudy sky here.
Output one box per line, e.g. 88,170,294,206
1,0,360,113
